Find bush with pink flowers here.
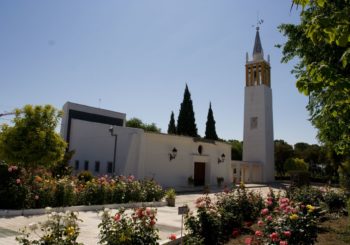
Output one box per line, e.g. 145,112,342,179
245,195,319,245
98,207,159,245
185,186,264,244
0,162,165,209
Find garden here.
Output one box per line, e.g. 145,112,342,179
0,164,165,209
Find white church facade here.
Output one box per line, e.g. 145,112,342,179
60,28,274,188
60,102,232,188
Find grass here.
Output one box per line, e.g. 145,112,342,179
226,215,350,245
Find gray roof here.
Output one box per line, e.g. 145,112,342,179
253,27,264,61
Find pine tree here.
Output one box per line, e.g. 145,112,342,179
205,102,218,140
177,84,198,137
167,111,177,134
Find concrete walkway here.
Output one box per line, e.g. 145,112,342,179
0,184,287,245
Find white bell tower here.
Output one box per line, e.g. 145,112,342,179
242,26,274,183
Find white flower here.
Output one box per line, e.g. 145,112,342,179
28,222,38,231
45,207,52,212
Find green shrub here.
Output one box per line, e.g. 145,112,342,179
185,195,222,245
142,179,165,202
77,171,93,182
98,207,159,245
16,210,82,245
289,170,310,187
53,178,76,207
125,180,144,202
287,186,323,206
78,180,106,205
112,180,127,203
323,189,347,212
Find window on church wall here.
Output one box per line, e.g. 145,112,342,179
107,162,113,173
84,160,89,171
250,117,258,129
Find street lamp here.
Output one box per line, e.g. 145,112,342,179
109,126,118,175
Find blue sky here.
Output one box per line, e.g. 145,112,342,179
0,0,318,145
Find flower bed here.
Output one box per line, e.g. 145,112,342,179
0,164,165,209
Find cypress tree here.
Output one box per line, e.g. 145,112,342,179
177,84,198,137
167,111,177,134
205,102,218,140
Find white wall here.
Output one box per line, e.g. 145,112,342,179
140,133,232,188
243,85,274,182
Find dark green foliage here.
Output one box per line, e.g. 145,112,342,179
228,140,242,160
287,186,323,206
274,140,294,176
126,118,161,133
278,0,350,155
77,171,93,182
167,111,177,134
177,84,198,137
289,170,310,187
0,105,67,170
50,150,74,178
204,103,218,140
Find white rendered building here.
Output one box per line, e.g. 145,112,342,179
60,102,232,189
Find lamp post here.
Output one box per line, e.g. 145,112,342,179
109,126,118,175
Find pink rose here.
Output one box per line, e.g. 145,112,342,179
258,220,264,226
34,195,39,200
8,167,12,172
283,231,291,237
267,200,273,206
16,179,21,184
114,213,121,222
280,241,288,245
261,208,269,216
270,232,279,242
245,237,252,245
232,228,240,238
255,230,263,236
169,234,177,241
267,215,273,221
150,219,156,226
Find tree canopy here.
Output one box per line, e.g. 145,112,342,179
167,111,177,134
274,140,294,176
204,103,219,140
126,118,161,133
278,0,350,155
0,105,67,169
176,84,198,137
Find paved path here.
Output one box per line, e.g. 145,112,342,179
0,184,287,245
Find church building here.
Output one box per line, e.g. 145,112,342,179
60,28,274,188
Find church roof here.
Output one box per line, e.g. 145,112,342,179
253,27,264,61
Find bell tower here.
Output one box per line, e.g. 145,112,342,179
242,26,274,183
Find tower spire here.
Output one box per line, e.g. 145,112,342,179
253,26,264,61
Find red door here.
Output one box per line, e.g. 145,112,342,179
194,162,205,186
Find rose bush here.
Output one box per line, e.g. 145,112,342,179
16,209,83,245
98,207,159,245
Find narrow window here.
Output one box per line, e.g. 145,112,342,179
107,161,113,173
84,161,89,171
75,160,79,170
95,161,100,172
250,117,258,129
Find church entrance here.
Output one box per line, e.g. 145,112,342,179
194,162,205,186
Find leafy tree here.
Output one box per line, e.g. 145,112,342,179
167,111,177,134
177,84,198,137
285,158,308,172
274,140,294,176
50,150,74,178
126,117,161,133
0,105,67,170
228,140,243,160
278,0,350,155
